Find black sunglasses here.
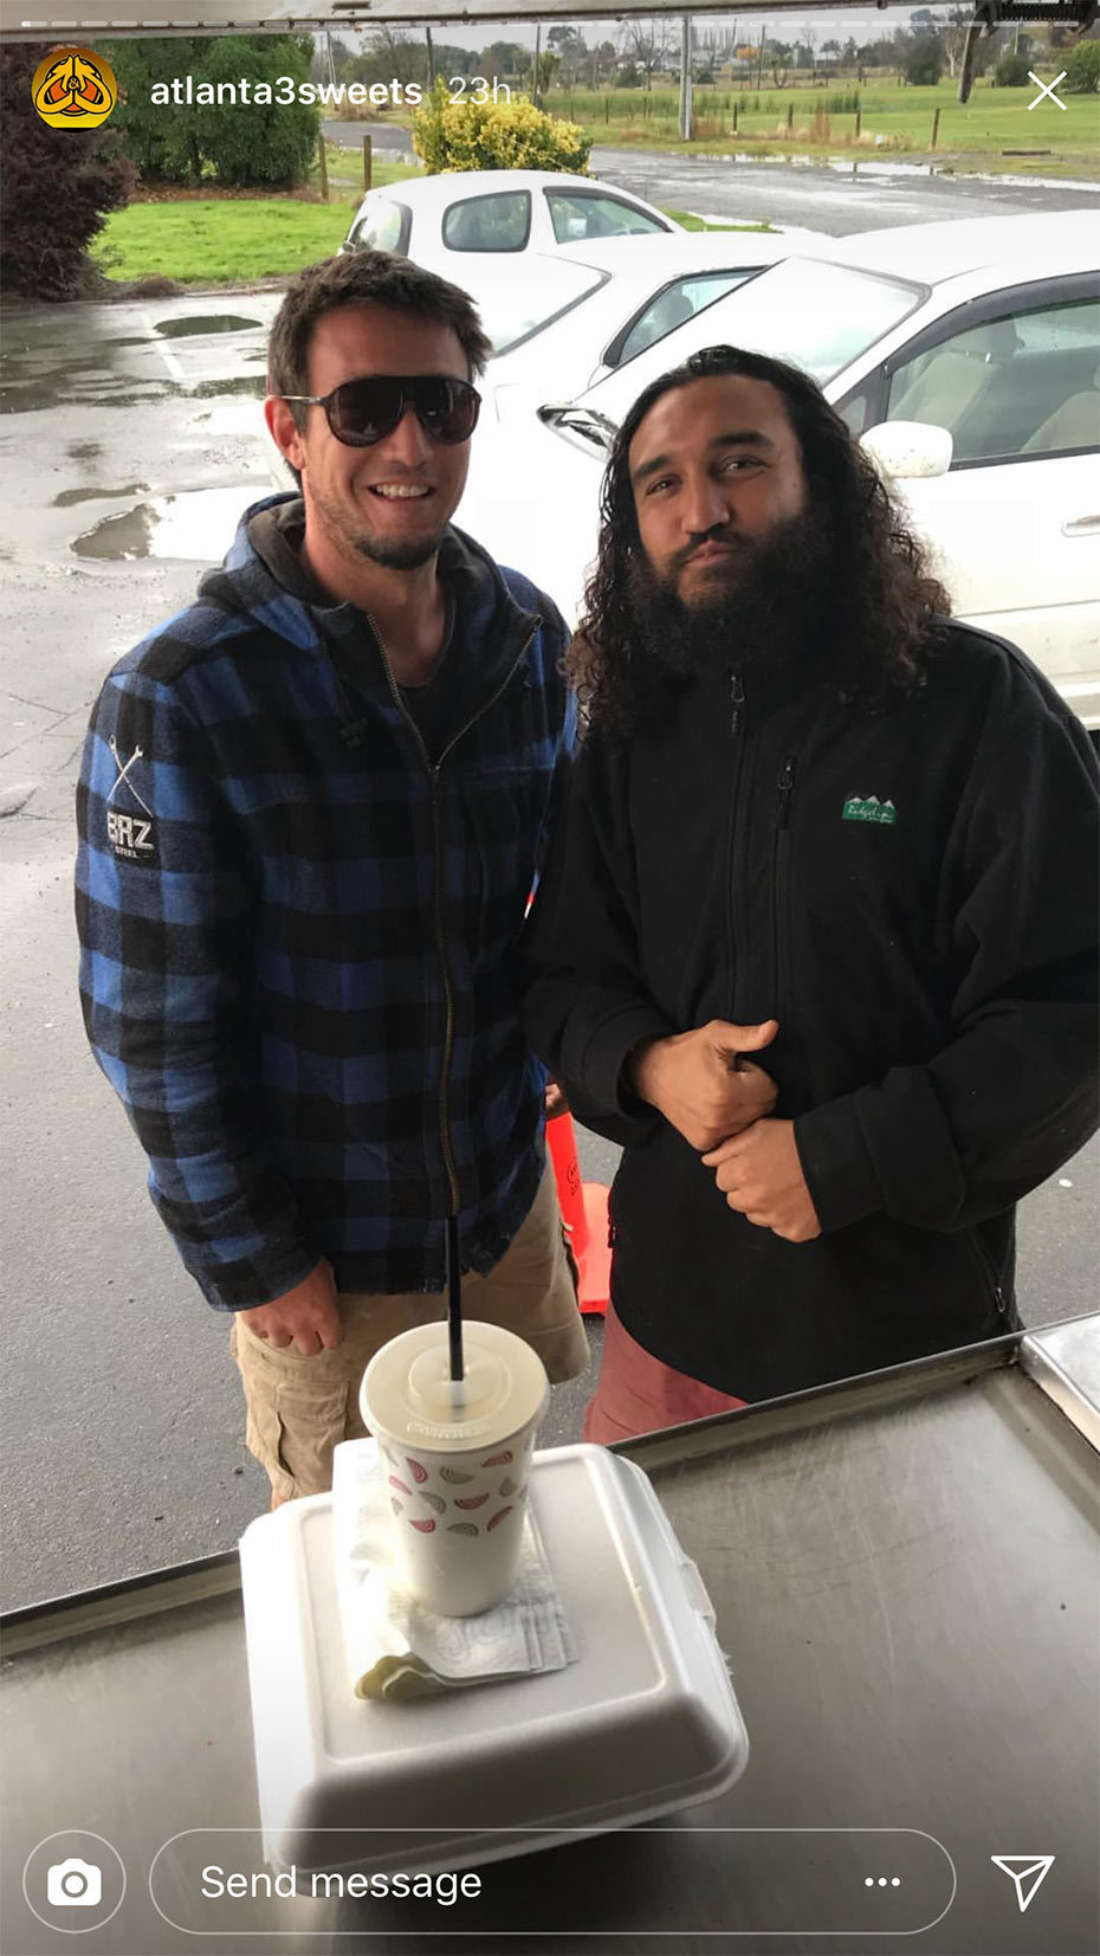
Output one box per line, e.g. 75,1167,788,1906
281,374,481,447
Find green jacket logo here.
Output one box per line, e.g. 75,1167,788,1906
842,794,897,826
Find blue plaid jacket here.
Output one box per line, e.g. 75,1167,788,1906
76,496,575,1310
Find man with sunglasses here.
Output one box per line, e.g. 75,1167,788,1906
76,252,587,1506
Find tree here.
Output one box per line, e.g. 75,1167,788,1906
905,40,944,84
482,41,527,81
360,26,425,88
1065,38,1100,91
106,36,319,187
532,51,561,96
619,21,674,90
994,51,1033,86
547,25,588,85
938,8,975,80
1,41,134,299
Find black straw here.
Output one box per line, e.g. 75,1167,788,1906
446,1215,464,1382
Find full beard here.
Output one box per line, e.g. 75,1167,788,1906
627,507,834,684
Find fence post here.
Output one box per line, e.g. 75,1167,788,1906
786,100,794,129
363,134,372,191
855,105,862,138
930,106,940,149
317,130,329,202
732,100,739,132
606,93,611,123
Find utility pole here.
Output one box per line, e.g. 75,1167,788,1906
757,20,767,90
425,24,435,86
678,16,689,140
533,23,542,107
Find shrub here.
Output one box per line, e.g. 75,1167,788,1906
412,82,590,174
1065,39,1100,92
0,42,135,300
994,51,1033,86
905,43,943,84
105,34,319,186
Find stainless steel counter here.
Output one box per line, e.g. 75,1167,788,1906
3,1319,1097,1955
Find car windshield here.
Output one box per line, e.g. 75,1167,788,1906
482,261,607,357
581,257,925,426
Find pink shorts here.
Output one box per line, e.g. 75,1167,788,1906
583,1301,747,1443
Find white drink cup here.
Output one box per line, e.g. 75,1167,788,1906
359,1320,549,1617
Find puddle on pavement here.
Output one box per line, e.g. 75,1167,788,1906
67,440,102,461
72,484,270,562
155,315,262,339
188,375,266,400
54,483,148,507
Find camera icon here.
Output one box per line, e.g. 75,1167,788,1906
46,1859,103,1908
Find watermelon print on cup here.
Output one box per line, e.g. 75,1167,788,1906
360,1319,548,1616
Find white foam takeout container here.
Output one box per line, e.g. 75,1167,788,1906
239,1442,749,1878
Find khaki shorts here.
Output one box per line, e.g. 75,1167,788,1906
230,1161,589,1502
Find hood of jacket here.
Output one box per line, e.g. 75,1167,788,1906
195,491,545,721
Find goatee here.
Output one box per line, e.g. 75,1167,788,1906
627,506,834,684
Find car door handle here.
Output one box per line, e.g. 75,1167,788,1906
1062,514,1100,537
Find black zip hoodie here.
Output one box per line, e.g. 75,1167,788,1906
523,622,1099,1399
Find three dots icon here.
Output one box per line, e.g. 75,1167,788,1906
865,1876,902,1887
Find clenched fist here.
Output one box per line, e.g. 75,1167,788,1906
702,1119,821,1242
630,1019,779,1153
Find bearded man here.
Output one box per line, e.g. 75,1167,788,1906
523,345,1098,1441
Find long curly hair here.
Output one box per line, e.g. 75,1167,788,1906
570,345,951,735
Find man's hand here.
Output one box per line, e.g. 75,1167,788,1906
236,1259,342,1356
544,1077,569,1122
702,1119,821,1242
631,1019,779,1153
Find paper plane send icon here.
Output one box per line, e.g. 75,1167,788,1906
991,1856,1055,1913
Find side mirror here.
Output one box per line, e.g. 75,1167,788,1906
861,420,953,480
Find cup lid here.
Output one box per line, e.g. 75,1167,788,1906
361,1319,548,1450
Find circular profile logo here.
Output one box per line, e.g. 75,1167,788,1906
32,47,117,128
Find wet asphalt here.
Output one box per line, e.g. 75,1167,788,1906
326,123,1100,236
0,276,1095,1613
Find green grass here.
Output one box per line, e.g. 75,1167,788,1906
91,158,422,284
666,210,773,232
556,75,1099,176
90,165,755,283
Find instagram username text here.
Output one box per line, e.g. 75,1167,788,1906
149,77,511,109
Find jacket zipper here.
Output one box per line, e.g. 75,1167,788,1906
967,1231,1008,1317
364,606,538,1222
772,756,796,1006
724,673,747,1014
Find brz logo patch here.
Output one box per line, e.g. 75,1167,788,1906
107,807,158,863
106,737,158,863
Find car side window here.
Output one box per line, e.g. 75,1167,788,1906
545,192,668,244
441,192,531,253
614,270,757,367
349,199,409,255
885,296,1099,464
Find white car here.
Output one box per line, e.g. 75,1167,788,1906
479,227,826,422
458,210,1100,730
342,170,682,284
